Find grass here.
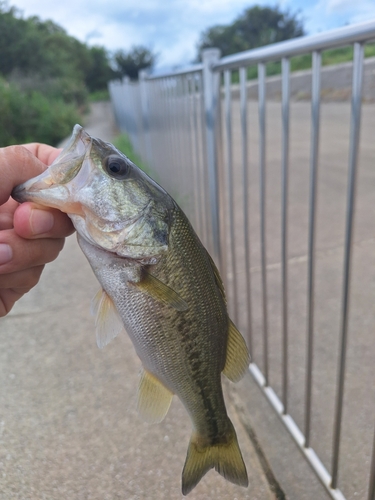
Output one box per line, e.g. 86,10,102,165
230,42,375,83
88,89,110,102
112,133,155,177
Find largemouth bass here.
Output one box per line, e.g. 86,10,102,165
12,125,250,495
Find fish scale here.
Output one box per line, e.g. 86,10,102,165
89,208,228,428
12,124,250,495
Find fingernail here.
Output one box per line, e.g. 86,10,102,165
0,244,12,265
30,209,54,235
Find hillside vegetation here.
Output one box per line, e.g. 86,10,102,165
239,43,375,82
0,3,114,146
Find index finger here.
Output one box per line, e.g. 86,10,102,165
0,146,49,206
22,143,62,166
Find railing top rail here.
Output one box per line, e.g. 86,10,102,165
213,19,375,72
146,63,203,81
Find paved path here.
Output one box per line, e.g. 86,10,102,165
0,102,276,499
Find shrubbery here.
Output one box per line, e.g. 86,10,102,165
0,78,81,146
0,3,114,147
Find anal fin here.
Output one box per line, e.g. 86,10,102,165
223,320,250,383
137,369,173,424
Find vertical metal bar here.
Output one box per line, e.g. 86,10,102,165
184,75,195,221
122,77,132,143
192,75,203,239
155,79,164,172
178,77,187,188
146,80,154,170
258,62,269,384
281,57,290,414
202,48,222,268
167,77,178,176
166,78,176,179
196,73,209,245
181,76,189,209
331,41,364,489
197,73,210,249
139,70,152,165
305,50,322,447
224,69,239,324
368,423,375,500
137,80,146,159
188,76,201,234
172,77,181,175
157,79,166,172
239,66,253,354
172,77,182,173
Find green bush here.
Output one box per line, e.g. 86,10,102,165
8,71,88,108
0,78,81,146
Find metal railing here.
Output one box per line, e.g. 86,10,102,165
109,20,375,500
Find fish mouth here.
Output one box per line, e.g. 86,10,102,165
12,124,90,214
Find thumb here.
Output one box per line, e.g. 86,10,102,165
0,146,48,206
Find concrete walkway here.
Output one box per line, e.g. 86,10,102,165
0,103,278,499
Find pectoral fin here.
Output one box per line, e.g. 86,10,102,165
223,320,250,383
91,289,124,349
137,369,174,424
133,270,188,312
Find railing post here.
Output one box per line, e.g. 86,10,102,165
331,41,364,490
121,76,130,134
139,70,152,165
202,48,222,268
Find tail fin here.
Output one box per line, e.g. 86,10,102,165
181,420,248,495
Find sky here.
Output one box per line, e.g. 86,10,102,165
9,0,375,70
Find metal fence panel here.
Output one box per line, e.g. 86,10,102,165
109,20,375,500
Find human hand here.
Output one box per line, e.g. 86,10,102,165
0,144,75,316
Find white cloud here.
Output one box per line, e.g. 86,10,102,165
325,0,375,18
326,0,355,9
9,0,375,69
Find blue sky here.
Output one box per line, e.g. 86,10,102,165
10,0,375,69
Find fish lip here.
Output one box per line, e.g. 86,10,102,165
12,181,71,209
11,184,29,203
12,124,90,206
52,124,90,164
11,177,54,203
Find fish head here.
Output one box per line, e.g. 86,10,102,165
12,125,173,263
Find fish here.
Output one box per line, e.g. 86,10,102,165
12,125,250,495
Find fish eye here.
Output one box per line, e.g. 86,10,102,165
104,155,130,180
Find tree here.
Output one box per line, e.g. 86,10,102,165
114,46,157,80
85,46,116,92
0,3,113,92
0,3,114,146
197,5,305,59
